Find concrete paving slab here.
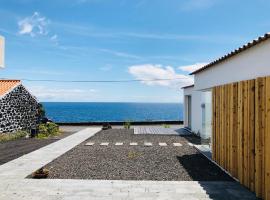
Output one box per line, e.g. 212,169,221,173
100,142,109,146
144,142,152,146
158,143,167,146
173,143,182,147
85,142,94,146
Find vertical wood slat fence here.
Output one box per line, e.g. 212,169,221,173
212,76,270,199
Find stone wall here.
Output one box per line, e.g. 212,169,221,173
0,85,38,133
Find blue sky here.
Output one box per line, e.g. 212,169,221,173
0,0,270,102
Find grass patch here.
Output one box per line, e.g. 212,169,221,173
0,131,28,142
127,151,142,159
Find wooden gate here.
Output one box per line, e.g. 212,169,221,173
212,76,270,199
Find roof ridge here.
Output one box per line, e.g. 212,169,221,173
190,32,270,75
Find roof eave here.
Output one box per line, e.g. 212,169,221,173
189,32,270,75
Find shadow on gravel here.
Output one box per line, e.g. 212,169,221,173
176,154,258,200
195,181,258,200
181,134,202,145
177,154,234,181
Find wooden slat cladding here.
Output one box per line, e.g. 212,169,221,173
212,76,270,199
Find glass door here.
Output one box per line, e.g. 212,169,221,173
202,90,212,140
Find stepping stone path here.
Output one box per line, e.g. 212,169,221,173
159,142,167,146
100,142,109,146
85,142,94,146
173,143,182,147
84,142,185,147
144,142,152,146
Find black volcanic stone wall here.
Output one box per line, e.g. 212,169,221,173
0,85,38,133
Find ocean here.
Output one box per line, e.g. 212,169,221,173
42,102,183,123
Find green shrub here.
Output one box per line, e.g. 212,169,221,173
37,103,46,120
124,120,131,129
37,122,59,138
162,124,170,128
0,131,28,142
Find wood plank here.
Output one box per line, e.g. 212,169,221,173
232,83,238,178
225,85,229,171
222,85,226,170
238,81,244,184
255,77,265,198
212,88,216,161
262,78,266,199
223,85,227,169
248,80,255,191
265,76,270,199
228,83,233,174
243,81,249,187
216,86,220,164
220,86,223,167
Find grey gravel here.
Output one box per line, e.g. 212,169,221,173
44,129,234,181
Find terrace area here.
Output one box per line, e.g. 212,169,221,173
0,126,258,200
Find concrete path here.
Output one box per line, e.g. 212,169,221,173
0,179,258,200
0,127,258,200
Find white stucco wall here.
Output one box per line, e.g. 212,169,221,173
194,39,270,90
183,87,202,136
0,36,4,68
184,38,270,139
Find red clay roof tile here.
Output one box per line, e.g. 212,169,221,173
0,80,21,96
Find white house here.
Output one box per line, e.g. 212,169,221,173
0,35,5,68
182,32,270,140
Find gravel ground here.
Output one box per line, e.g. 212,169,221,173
45,129,234,181
0,126,81,165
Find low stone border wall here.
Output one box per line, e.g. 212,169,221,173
56,120,183,126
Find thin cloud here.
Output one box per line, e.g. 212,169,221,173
28,86,98,101
128,64,193,88
100,49,141,59
18,12,49,37
178,62,208,73
54,22,246,44
50,34,59,45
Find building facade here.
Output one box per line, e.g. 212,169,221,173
182,33,270,199
0,35,4,68
183,33,270,139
